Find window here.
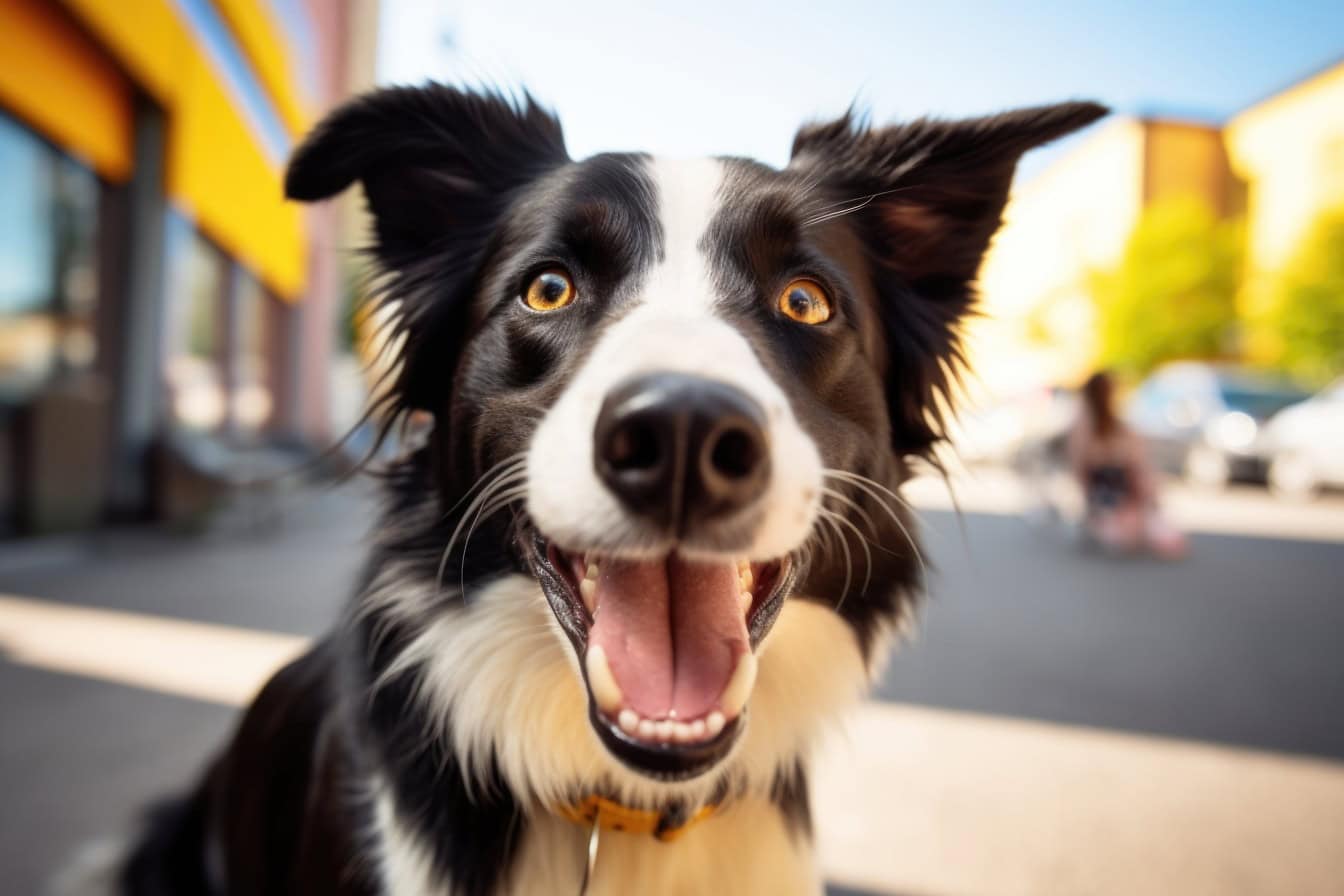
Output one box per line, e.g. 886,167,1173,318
232,270,273,432
166,226,228,430
0,112,100,403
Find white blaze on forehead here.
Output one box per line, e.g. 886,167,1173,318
643,157,725,313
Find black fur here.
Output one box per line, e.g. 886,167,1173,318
119,85,1104,895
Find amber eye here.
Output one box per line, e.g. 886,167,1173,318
777,279,832,325
523,269,577,312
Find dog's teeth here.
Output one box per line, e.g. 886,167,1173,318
689,719,706,740
655,720,675,741
579,578,597,612
705,711,726,737
618,709,639,735
637,719,657,739
673,721,695,743
585,562,599,580
739,568,753,592
719,651,757,718
585,646,623,713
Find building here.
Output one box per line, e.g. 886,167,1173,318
971,57,1344,400
1224,58,1344,362
0,0,378,535
970,116,1243,398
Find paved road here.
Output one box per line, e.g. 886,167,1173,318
2,479,1342,893
879,502,1344,760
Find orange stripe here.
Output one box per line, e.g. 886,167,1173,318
0,0,133,181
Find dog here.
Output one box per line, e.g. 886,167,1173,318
115,85,1104,895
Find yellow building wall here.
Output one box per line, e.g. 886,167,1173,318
43,0,311,299
1143,121,1239,215
1226,60,1344,345
970,118,1145,398
213,0,314,135
0,0,134,181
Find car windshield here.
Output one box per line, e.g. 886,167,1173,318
1218,384,1310,419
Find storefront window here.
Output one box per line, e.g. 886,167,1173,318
233,270,273,432
166,226,228,430
0,112,99,403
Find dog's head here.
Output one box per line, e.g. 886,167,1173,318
288,86,1103,782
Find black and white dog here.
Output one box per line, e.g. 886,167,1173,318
119,86,1103,895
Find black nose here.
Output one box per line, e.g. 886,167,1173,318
594,373,770,531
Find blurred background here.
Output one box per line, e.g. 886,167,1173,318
1,1,1342,894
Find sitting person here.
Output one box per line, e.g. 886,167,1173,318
1067,371,1187,558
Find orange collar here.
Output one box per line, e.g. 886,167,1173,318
555,795,719,842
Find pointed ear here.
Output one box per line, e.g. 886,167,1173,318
790,101,1106,294
285,85,568,415
285,84,568,268
790,101,1107,456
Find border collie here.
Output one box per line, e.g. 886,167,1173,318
116,85,1103,895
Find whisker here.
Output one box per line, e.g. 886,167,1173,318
435,467,529,591
818,507,873,603
820,485,880,541
822,469,929,587
799,182,926,228
437,455,528,524
456,486,532,599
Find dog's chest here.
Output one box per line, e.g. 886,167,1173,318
503,798,821,896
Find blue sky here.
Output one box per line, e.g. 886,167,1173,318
377,1,1344,174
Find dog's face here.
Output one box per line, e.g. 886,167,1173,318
288,87,1103,782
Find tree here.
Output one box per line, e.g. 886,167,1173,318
1268,208,1344,386
1089,196,1243,376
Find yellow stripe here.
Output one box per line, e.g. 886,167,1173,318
212,0,313,135
58,0,307,298
0,0,134,181
58,0,192,109
167,51,307,298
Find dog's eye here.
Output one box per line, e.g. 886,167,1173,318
777,279,831,325
523,269,577,312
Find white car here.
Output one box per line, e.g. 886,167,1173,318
1264,379,1344,500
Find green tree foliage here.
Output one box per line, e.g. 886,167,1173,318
1089,196,1243,376
1268,208,1344,386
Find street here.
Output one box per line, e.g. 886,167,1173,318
2,475,1343,894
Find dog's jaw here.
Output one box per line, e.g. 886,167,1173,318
380,569,872,811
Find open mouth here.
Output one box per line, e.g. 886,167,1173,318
528,531,795,780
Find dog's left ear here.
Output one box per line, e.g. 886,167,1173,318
789,101,1107,456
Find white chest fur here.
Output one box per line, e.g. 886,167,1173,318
505,798,821,896
372,574,874,895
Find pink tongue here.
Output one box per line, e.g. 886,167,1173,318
588,555,747,720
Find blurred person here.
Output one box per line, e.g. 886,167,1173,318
1068,371,1188,558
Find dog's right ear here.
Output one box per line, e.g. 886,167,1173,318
285,85,568,414
285,84,569,269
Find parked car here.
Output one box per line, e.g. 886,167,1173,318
1263,379,1344,500
1126,363,1310,489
